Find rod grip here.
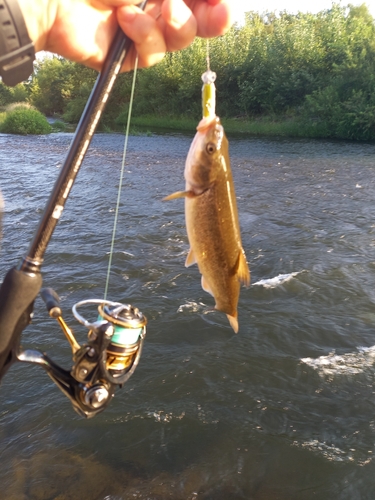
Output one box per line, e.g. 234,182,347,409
0,267,42,379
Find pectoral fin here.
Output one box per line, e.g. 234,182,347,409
227,313,239,333
185,248,196,267
201,275,214,297
234,249,250,287
163,190,196,201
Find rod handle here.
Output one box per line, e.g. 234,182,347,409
0,268,42,379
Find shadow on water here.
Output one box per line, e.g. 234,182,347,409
1,132,375,499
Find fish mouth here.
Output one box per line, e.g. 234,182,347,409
197,115,219,132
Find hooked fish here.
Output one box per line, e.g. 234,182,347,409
164,115,250,332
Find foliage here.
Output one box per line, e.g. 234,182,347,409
0,82,12,107
5,101,34,112
131,2,375,140
27,3,375,141
29,56,97,116
0,108,52,135
128,114,198,132
0,82,28,107
51,120,68,132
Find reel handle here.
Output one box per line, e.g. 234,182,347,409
40,287,62,318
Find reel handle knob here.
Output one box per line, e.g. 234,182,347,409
40,288,62,318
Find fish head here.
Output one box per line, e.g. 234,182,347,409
184,116,227,194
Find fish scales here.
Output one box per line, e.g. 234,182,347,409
186,152,242,311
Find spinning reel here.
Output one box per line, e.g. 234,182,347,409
17,291,146,418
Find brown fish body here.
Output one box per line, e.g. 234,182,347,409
165,116,249,332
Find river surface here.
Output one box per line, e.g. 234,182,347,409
1,131,375,499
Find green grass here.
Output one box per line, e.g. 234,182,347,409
130,115,198,133
128,114,329,139
128,126,153,136
51,120,67,132
0,108,329,140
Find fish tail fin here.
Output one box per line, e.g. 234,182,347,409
227,313,239,333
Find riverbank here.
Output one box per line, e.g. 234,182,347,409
116,114,337,140
1,107,372,142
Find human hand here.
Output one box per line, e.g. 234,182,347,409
18,0,232,72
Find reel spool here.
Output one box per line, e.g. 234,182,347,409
98,302,147,372
72,299,147,384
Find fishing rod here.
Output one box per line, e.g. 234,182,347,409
0,0,148,418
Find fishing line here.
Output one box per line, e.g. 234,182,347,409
206,39,210,71
105,36,211,297
104,55,139,300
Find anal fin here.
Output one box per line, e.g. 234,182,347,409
201,275,214,297
185,248,196,267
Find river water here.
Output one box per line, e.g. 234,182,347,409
1,131,375,499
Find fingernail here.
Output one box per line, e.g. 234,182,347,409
121,6,137,25
170,0,192,27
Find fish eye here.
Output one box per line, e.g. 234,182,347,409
206,142,216,155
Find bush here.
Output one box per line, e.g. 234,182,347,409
62,95,87,123
0,82,28,107
302,86,375,141
5,101,34,112
51,120,67,132
0,108,52,135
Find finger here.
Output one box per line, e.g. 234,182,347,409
100,0,153,6
188,0,232,38
161,0,197,52
117,4,166,70
46,1,117,71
